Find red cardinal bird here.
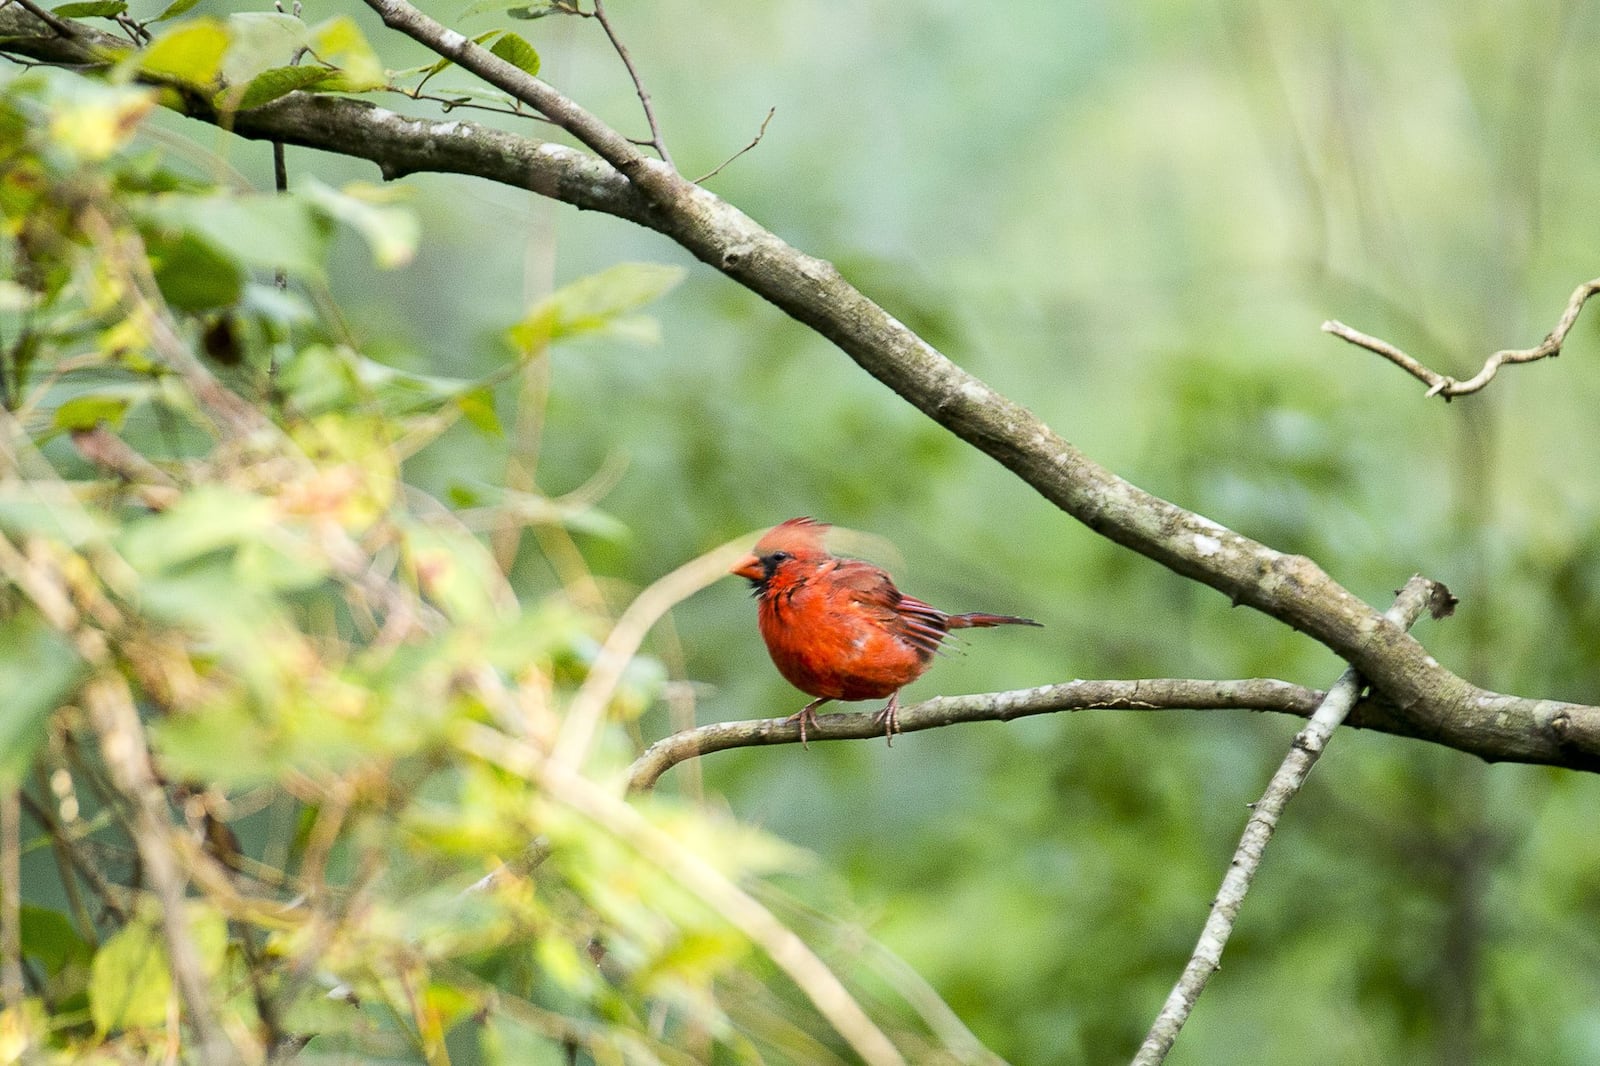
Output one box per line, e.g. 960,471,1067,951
730,517,1040,746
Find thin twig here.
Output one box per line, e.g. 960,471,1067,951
551,535,756,768
362,0,675,202
1,784,22,1008
590,0,673,169
1131,576,1454,1066
1324,276,1600,399
23,770,104,936
625,678,1328,793
693,107,775,185
84,676,248,1065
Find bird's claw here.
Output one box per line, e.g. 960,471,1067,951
785,702,825,750
870,694,901,748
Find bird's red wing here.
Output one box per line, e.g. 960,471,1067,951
829,562,951,659
890,594,955,659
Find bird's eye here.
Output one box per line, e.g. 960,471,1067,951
766,550,792,564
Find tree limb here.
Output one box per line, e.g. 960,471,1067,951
1132,575,1449,1066
1324,277,1600,399
626,679,1329,793
5,5,1599,775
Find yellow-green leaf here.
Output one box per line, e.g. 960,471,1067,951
149,0,200,23
51,1,126,17
53,393,131,431
506,262,686,352
89,917,169,1032
89,904,227,1033
309,16,384,92
138,18,231,87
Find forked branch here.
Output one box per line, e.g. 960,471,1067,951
1325,277,1600,399
1133,576,1455,1066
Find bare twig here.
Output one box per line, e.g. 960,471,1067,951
625,678,1328,793
1132,576,1455,1066
551,535,756,768
22,775,101,939
694,107,775,185
1,785,22,1008
362,0,675,203
1324,277,1600,399
591,0,673,170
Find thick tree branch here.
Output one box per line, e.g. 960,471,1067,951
1133,576,1450,1066
5,5,1600,774
1325,277,1600,399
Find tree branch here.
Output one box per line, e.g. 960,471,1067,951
1133,575,1451,1066
1324,277,1600,399
5,4,1600,774
627,679,1327,793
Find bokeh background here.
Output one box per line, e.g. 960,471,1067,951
140,0,1600,1061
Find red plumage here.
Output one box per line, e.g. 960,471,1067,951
730,517,1040,745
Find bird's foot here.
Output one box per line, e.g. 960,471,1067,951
870,692,902,747
785,697,831,750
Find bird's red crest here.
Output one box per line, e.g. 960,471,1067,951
753,516,831,557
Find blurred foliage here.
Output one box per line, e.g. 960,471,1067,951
5,0,1600,1064
0,60,970,1065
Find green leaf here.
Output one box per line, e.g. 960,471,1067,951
455,386,501,435
149,0,201,23
459,0,556,18
219,11,311,86
116,486,277,575
89,915,169,1032
89,903,227,1033
506,262,686,352
235,65,332,110
20,905,91,976
137,18,231,87
487,30,540,77
308,16,385,92
148,229,245,310
51,1,126,17
53,393,131,431
298,179,418,269
140,191,331,282
0,612,86,783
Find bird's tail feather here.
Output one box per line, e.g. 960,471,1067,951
946,612,1041,629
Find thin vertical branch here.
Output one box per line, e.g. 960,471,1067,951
84,676,249,1065
1133,576,1453,1066
1,784,22,1007
591,0,674,169
550,536,753,768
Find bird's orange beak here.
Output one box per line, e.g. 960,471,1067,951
730,552,764,581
